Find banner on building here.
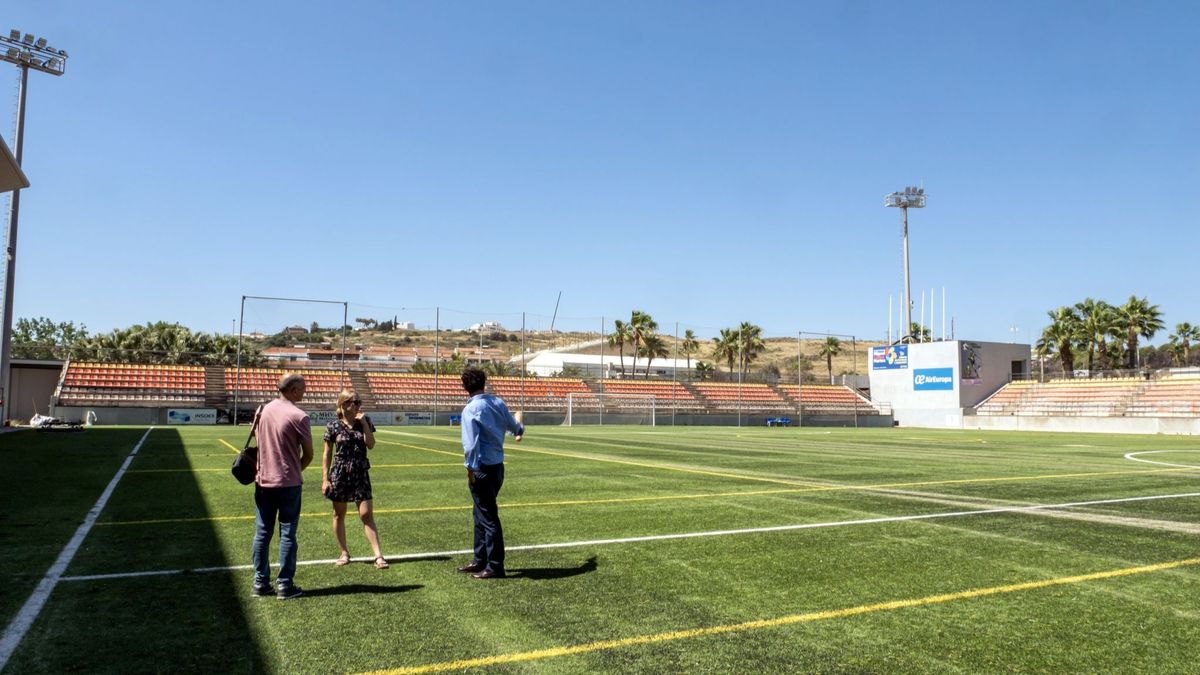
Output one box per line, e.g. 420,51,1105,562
167,408,218,425
872,345,909,370
913,368,954,391
960,342,983,384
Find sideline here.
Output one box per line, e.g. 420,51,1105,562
0,427,156,670
59,490,1200,583
358,555,1200,674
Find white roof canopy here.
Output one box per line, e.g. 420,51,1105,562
0,135,28,193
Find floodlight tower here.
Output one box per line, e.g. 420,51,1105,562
884,186,926,342
0,30,68,420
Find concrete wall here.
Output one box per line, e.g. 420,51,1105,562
965,415,1200,435
868,340,1029,428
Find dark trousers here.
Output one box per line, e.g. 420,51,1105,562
468,463,505,570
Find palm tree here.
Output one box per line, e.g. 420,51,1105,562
1037,306,1081,376
627,310,658,381
694,361,715,380
1170,322,1199,364
638,334,669,378
711,328,738,375
1074,298,1116,376
681,329,699,370
736,322,765,377
608,319,630,377
1115,296,1165,369
819,337,841,384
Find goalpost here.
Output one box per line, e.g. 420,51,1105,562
565,392,657,427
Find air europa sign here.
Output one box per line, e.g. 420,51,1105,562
913,368,954,391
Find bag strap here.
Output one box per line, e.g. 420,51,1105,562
243,405,263,448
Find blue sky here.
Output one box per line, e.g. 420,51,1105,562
5,1,1198,342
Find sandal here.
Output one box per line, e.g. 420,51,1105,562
374,557,390,570
335,553,351,567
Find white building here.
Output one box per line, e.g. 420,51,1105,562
521,352,695,379
867,340,1030,428
468,321,505,332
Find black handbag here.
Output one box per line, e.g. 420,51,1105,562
231,406,263,485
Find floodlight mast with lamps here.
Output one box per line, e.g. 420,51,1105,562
0,30,67,420
884,186,926,343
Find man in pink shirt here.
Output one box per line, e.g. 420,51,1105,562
251,373,314,600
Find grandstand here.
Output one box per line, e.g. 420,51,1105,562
58,363,205,406
48,360,888,425
978,374,1200,418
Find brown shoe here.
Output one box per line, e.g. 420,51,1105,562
473,568,506,579
457,561,484,573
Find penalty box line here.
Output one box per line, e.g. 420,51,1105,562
59,490,1200,583
0,427,156,672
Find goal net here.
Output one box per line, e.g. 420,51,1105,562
565,392,657,426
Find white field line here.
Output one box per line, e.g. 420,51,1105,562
59,490,1200,584
0,427,155,670
1124,450,1200,470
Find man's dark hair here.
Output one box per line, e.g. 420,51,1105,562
461,367,487,394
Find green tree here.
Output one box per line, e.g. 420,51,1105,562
12,317,89,359
711,328,738,375
819,337,842,384
1074,298,1116,375
694,361,715,381
1037,306,1082,376
638,333,669,378
1170,322,1199,364
608,319,630,377
1115,296,1165,369
627,310,658,381
736,322,766,377
681,329,699,370
908,322,931,343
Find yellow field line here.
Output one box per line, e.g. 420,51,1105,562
509,443,1189,492
375,439,462,457
510,444,829,487
218,439,241,454
359,556,1200,674
93,487,805,526
95,465,1190,527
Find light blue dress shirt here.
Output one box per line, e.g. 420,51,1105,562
461,393,524,470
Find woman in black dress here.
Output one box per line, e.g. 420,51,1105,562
322,389,387,568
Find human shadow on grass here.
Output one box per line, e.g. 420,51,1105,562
508,556,598,580
304,583,423,598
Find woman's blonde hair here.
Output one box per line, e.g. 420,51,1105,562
336,389,359,421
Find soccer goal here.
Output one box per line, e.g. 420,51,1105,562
565,392,657,426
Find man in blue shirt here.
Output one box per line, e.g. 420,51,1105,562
457,367,524,579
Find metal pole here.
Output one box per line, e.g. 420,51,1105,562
672,322,678,426
852,335,859,428
0,65,29,422
737,335,743,428
434,307,439,425
599,316,604,426
520,312,526,413
796,332,803,428
901,205,912,340
340,302,348,384
234,296,245,425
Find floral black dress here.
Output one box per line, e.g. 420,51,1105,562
323,419,373,504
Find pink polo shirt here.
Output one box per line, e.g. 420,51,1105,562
255,397,311,488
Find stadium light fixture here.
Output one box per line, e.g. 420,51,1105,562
0,29,67,421
884,186,927,343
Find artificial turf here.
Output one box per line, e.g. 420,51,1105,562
1,425,1198,673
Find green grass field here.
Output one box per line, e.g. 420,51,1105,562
2,424,1199,673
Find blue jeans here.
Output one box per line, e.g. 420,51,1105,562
468,463,505,571
253,485,302,587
